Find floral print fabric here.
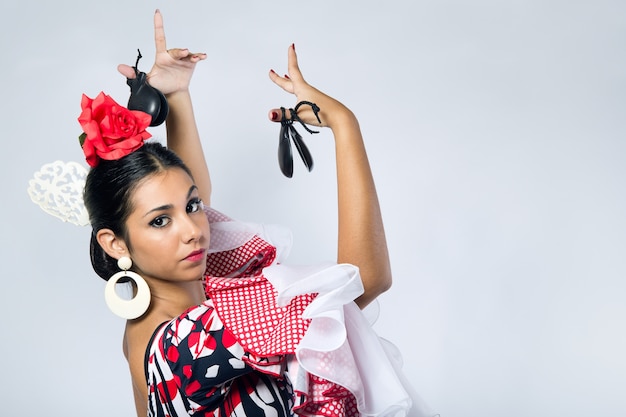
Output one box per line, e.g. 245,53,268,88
146,298,295,417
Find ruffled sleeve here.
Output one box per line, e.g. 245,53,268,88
146,301,251,415
146,300,297,417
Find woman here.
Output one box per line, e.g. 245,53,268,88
78,9,430,417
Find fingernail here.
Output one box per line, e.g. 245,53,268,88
284,74,290,79
270,69,276,74
292,43,296,51
271,111,279,121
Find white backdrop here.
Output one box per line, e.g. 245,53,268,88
1,1,625,416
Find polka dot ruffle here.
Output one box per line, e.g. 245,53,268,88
206,275,316,357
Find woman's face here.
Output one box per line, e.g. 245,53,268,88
123,168,210,284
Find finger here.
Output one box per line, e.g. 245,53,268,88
166,48,190,59
268,104,325,127
268,69,294,94
286,43,305,82
166,48,207,63
268,108,287,123
154,9,167,53
182,51,207,62
117,64,136,79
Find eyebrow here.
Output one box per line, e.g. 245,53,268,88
142,185,199,218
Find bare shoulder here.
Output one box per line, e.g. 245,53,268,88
123,314,169,369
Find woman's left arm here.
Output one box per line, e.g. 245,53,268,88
268,46,392,308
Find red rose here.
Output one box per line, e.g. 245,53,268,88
77,92,152,167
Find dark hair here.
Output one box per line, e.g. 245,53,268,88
83,141,193,280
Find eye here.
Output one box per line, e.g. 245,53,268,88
187,198,204,214
149,216,171,228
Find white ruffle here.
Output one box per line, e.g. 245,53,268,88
263,262,438,417
206,207,293,263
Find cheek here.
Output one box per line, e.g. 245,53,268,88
128,243,176,281
127,230,173,266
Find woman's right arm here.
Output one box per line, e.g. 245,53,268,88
118,10,211,205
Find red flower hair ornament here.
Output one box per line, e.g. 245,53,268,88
78,92,152,167
29,53,166,225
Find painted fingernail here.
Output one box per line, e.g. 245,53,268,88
292,43,296,51
270,69,276,74
284,74,290,79
271,111,279,121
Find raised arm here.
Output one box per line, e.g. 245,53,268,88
118,10,211,205
268,45,392,308
163,83,210,206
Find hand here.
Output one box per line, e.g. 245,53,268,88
268,44,354,131
117,10,206,96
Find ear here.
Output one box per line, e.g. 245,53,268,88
96,228,129,260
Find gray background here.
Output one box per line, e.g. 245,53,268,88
1,0,625,415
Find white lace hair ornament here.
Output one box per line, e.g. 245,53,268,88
27,160,90,226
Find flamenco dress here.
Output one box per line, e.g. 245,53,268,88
145,208,437,417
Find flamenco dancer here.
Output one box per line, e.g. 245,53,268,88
29,9,437,417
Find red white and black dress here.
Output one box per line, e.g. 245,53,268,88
145,208,436,417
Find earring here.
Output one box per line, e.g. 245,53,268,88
104,256,151,319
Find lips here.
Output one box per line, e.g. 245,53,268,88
184,249,206,262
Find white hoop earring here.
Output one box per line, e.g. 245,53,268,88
104,256,151,319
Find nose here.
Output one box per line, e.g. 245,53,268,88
181,215,204,243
